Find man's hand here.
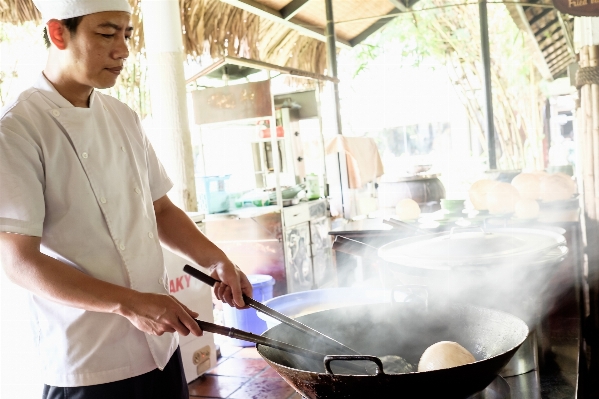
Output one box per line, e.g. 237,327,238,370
118,292,203,337
210,262,253,309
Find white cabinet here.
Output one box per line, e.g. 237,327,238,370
162,216,216,383
204,200,335,295
310,217,336,289
284,221,313,293
282,200,336,292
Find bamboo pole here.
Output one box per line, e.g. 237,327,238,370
445,53,486,149
581,47,596,220
492,73,524,167
530,57,542,170
589,45,599,220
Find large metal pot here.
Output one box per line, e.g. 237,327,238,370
257,301,529,399
332,229,568,325
331,227,568,378
377,226,566,269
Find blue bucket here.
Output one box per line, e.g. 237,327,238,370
222,274,275,346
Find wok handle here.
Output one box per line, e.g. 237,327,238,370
324,355,385,376
195,320,365,374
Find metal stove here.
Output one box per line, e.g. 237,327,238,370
469,376,510,399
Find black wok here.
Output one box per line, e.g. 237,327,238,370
257,301,528,399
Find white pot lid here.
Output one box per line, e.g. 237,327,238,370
378,227,566,270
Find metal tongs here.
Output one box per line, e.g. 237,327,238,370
183,264,360,357
194,319,326,362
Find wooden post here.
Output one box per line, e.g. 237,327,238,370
580,44,599,375
324,0,351,219
479,0,497,170
590,46,599,221
141,0,197,212
581,47,595,220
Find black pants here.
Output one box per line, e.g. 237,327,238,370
42,347,188,399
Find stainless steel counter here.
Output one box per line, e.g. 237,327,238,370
505,322,579,398
205,204,280,220
204,199,335,295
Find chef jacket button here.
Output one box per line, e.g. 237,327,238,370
159,278,164,285
121,146,126,152
119,243,126,251
100,197,107,204
148,232,154,238
82,152,88,159
135,188,141,194
51,110,60,117
103,105,107,111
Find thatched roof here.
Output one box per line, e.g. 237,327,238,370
505,0,575,80
226,0,397,44
0,0,328,75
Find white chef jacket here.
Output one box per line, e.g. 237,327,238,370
0,74,179,387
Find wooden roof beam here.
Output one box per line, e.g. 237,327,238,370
281,0,312,20
534,18,559,38
349,9,400,46
388,0,409,11
348,0,420,46
551,58,574,77
556,11,575,57
544,46,568,64
548,52,574,71
513,1,553,80
527,8,553,27
221,0,351,48
541,36,564,53
538,26,562,47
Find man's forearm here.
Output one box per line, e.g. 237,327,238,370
153,195,253,307
0,232,203,336
155,201,228,269
0,233,136,315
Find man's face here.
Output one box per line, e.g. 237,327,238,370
63,12,132,89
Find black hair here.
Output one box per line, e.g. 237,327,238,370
43,16,84,48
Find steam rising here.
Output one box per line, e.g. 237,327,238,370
348,229,569,329
258,226,572,388
264,228,571,376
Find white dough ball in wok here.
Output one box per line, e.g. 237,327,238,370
417,341,476,372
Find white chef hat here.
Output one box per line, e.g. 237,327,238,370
33,0,132,24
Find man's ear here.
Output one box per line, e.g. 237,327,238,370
46,19,68,50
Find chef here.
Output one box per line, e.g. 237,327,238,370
0,1,252,398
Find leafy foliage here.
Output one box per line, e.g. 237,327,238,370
350,0,546,170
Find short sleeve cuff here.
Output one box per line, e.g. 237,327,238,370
0,218,43,237
151,178,174,202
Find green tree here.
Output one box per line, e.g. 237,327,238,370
351,0,545,170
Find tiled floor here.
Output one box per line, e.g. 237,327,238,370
188,344,302,399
